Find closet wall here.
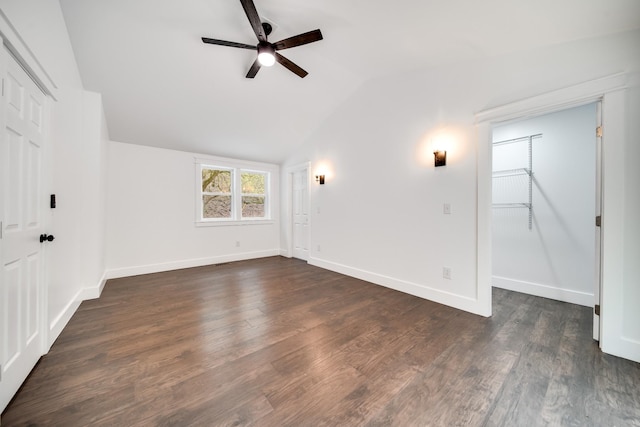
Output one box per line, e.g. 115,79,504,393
492,103,597,306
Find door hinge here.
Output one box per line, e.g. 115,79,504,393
596,215,601,227
595,304,601,316
596,126,603,138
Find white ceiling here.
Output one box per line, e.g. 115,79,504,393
59,0,640,163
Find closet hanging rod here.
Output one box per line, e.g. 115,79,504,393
492,133,542,146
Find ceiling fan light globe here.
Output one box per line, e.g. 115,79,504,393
258,52,275,67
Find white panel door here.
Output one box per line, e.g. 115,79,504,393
0,49,46,412
292,169,309,260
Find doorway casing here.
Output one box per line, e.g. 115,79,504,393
475,72,629,358
0,9,58,413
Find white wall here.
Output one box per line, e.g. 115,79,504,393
492,104,596,306
105,142,280,277
282,29,640,321
0,0,109,344
76,91,109,299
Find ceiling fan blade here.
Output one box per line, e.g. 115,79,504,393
202,38,256,50
275,52,308,78
239,0,267,42
274,29,323,50
246,59,261,78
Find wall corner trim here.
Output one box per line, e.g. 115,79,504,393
77,272,109,301
279,249,291,258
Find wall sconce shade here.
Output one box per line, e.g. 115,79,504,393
315,175,325,185
434,150,447,167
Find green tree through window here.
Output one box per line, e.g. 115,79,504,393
199,165,271,222
241,172,266,218
202,168,232,219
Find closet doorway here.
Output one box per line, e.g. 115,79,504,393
0,46,49,412
491,103,601,337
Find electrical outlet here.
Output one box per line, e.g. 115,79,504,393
443,203,451,214
235,241,240,247
443,267,452,280
317,245,321,252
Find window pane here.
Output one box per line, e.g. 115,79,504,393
242,196,265,218
241,172,265,194
202,169,232,193
203,195,232,218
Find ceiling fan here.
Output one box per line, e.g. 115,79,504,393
202,0,323,78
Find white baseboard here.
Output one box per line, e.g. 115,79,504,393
280,249,291,258
48,291,83,348
105,249,281,280
46,272,107,350
492,276,594,307
308,257,487,316
77,271,108,301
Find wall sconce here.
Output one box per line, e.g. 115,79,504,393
434,150,447,167
315,175,325,185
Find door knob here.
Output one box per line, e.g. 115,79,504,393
39,234,55,243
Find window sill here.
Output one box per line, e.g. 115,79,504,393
195,219,275,227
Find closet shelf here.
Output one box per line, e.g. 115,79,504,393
492,133,541,230
492,168,532,178
492,202,532,208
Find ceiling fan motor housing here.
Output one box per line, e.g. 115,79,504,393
262,22,273,36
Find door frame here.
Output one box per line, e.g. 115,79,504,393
593,101,603,340
489,102,601,324
475,72,627,349
284,162,311,260
0,10,58,370
0,45,52,413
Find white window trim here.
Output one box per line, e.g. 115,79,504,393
195,156,277,227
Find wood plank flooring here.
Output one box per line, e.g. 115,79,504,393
2,257,639,426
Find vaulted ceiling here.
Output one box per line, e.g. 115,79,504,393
59,0,640,163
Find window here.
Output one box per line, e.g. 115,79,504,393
197,158,274,225
241,171,267,218
202,167,233,219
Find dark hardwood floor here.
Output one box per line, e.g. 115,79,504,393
2,257,639,426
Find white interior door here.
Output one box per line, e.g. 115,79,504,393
292,168,309,260
0,48,47,412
